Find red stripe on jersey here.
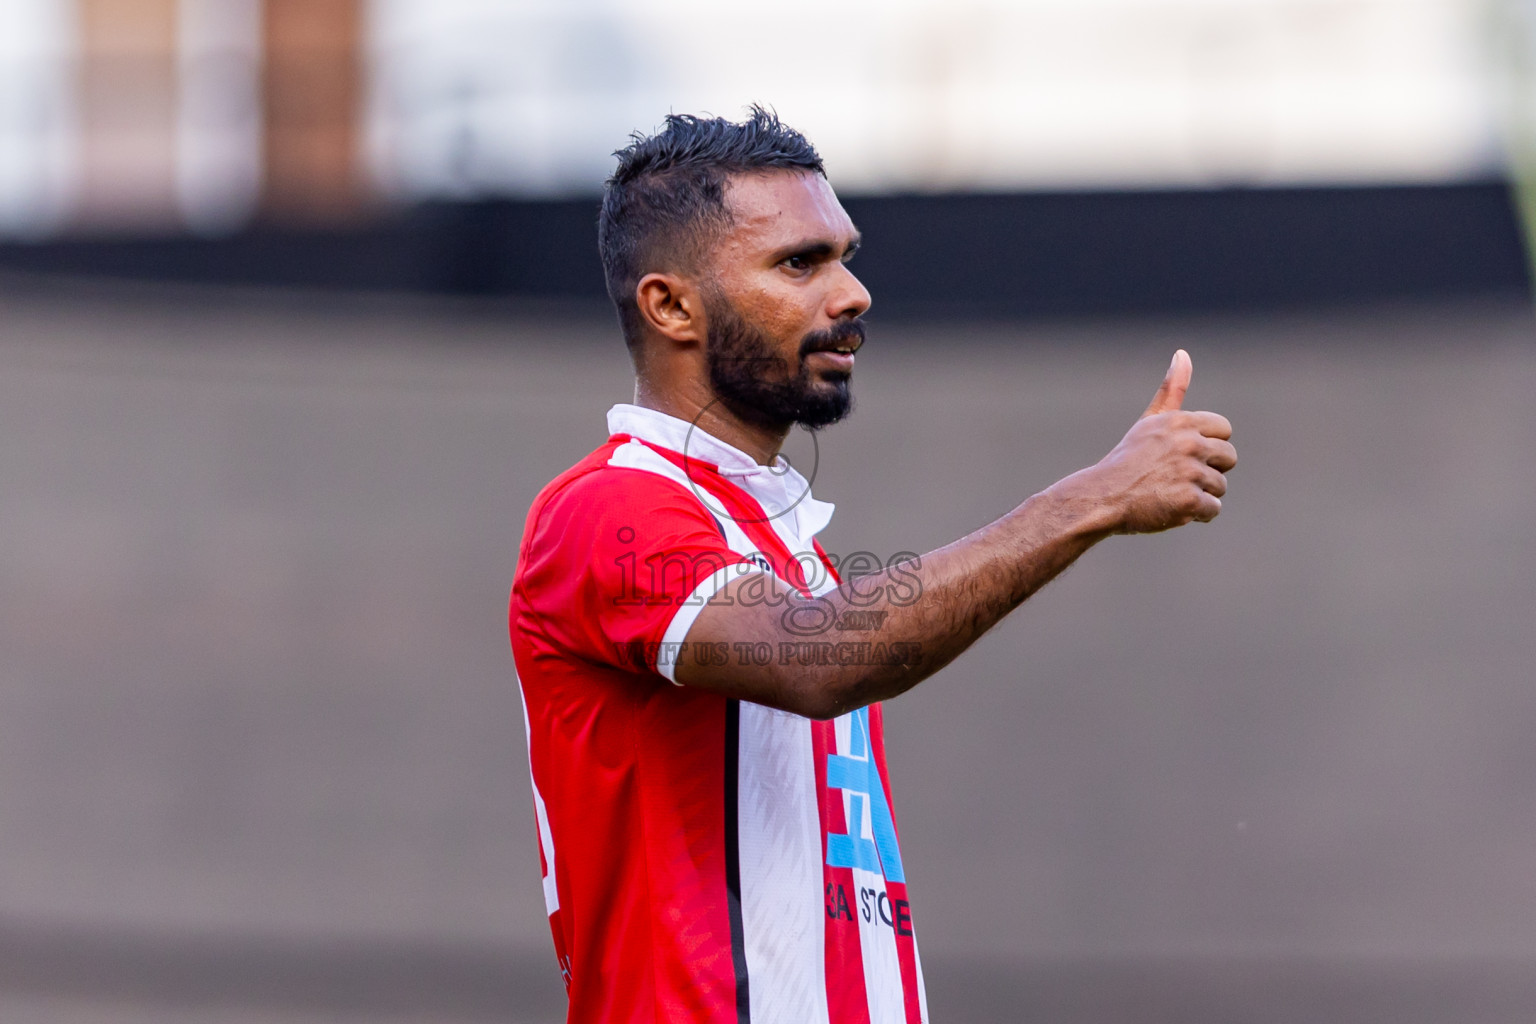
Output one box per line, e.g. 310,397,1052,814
816,719,873,1024
867,704,924,1024
814,537,844,590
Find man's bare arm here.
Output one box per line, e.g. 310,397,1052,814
676,350,1237,719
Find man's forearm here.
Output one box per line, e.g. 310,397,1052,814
684,472,1116,718
796,472,1118,715
678,351,1235,718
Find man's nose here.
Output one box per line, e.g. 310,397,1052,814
827,261,872,321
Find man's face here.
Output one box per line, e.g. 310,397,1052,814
700,170,870,431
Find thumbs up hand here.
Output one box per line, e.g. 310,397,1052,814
1073,350,1236,534
1142,348,1192,418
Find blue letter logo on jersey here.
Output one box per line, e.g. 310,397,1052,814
825,707,905,883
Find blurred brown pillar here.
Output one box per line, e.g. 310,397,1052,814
261,0,367,222
76,0,180,230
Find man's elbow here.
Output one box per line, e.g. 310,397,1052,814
758,669,862,721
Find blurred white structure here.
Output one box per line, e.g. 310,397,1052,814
176,0,262,233
366,0,1501,198
0,0,75,236
0,0,262,236
0,0,1509,234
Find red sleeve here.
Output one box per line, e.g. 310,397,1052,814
515,466,759,679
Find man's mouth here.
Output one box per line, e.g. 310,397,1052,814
801,321,866,366
807,349,856,374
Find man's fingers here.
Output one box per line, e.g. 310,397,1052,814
1193,493,1223,522
1188,410,1233,441
1141,349,1192,419
1194,465,1228,500
1199,437,1238,473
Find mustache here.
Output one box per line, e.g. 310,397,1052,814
799,318,867,358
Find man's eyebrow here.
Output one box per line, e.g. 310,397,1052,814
774,233,863,261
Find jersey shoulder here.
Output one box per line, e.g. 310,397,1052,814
516,436,742,597
521,437,720,550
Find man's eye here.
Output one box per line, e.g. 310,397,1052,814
783,256,810,271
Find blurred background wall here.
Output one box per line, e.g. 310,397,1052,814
0,2,1534,1024
0,0,1518,209
0,0,1531,312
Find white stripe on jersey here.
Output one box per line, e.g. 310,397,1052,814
763,504,836,595
657,562,769,685
914,938,930,1024
835,712,907,1024
737,702,831,1024
518,679,559,916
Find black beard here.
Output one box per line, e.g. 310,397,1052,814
704,295,863,431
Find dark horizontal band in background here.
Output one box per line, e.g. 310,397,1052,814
3,916,1536,1023
0,182,1527,318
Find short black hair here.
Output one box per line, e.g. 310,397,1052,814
598,106,825,347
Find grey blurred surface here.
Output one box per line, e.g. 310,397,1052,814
0,280,1532,1021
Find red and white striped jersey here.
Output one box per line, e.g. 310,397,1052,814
510,404,928,1023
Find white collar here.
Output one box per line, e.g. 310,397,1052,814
608,403,760,473
606,403,835,541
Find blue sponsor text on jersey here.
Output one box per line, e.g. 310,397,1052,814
824,706,905,884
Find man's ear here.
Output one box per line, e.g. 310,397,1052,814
635,273,705,346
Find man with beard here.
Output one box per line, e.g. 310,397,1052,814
509,108,1235,1024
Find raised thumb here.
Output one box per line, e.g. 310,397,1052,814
1141,349,1191,418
